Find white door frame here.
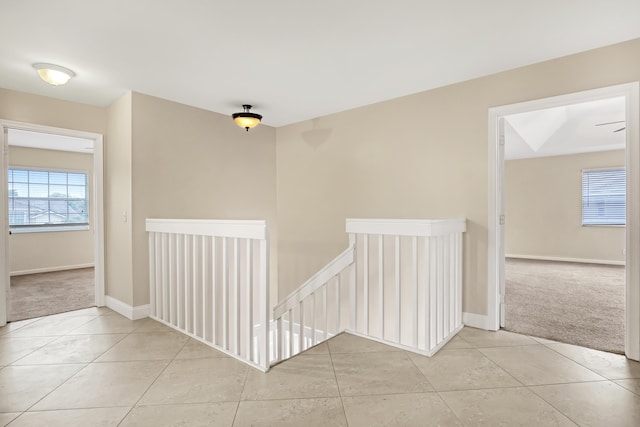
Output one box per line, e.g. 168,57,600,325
488,82,640,360
0,120,105,326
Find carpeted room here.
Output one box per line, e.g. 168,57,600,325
7,144,96,321
504,133,627,353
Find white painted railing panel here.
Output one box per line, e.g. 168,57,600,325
147,219,270,372
149,218,465,371
272,218,466,366
272,246,354,362
347,218,466,356
346,218,466,237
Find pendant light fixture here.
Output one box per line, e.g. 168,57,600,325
33,63,75,86
232,104,262,131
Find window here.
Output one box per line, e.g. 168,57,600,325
582,168,625,226
8,168,89,229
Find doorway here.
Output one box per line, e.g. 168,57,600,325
488,83,640,361
0,121,105,326
501,97,626,352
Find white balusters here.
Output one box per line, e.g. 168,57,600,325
412,235,418,347
346,219,466,356
395,235,401,343
349,234,357,331
222,237,228,349
146,219,269,371
378,234,384,339
272,245,355,362
245,239,253,360
148,218,464,372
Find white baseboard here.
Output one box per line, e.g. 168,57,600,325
506,254,624,266
105,295,150,320
10,263,95,276
463,312,493,330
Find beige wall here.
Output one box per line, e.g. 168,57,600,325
0,88,107,134
105,93,134,305
2,38,639,317
130,93,277,306
275,38,640,316
506,150,625,263
0,88,106,279
0,88,277,309
8,146,94,274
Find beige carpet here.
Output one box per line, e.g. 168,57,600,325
9,268,95,321
505,258,625,354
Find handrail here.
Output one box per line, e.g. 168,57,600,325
147,216,465,371
346,218,466,237
146,218,267,239
273,244,354,319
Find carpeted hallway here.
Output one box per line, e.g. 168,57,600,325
505,258,625,354
9,268,95,321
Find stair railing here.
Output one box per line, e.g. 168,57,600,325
271,218,466,365
346,218,466,356
272,245,355,362
146,219,270,371
147,217,466,372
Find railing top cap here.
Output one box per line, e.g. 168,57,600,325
146,218,268,239
346,218,466,236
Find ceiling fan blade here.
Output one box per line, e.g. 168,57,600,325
614,127,626,132
595,120,626,126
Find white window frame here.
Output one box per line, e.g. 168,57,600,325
581,167,626,227
8,166,90,232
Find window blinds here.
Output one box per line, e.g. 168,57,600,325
582,168,626,226
8,168,89,226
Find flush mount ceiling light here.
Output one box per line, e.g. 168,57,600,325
232,104,262,131
33,63,75,86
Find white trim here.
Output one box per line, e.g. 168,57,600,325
0,121,106,324
273,245,354,318
463,312,492,330
506,254,625,266
132,304,151,320
93,135,105,307
0,126,8,326
625,83,640,361
146,218,267,240
105,295,150,320
487,111,501,330
10,263,95,276
10,225,90,233
488,82,640,360
346,218,466,237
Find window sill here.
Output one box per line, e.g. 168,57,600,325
582,224,626,228
10,225,90,234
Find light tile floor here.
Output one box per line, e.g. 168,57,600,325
2,308,640,426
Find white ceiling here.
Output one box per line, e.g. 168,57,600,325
1,1,639,127
504,97,626,160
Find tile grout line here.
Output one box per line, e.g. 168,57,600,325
405,350,467,426
525,385,582,426
479,342,616,385
5,310,118,421
7,309,127,366
326,343,352,427
229,352,251,427
4,335,59,366
9,311,162,425
541,341,625,381
115,326,193,426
